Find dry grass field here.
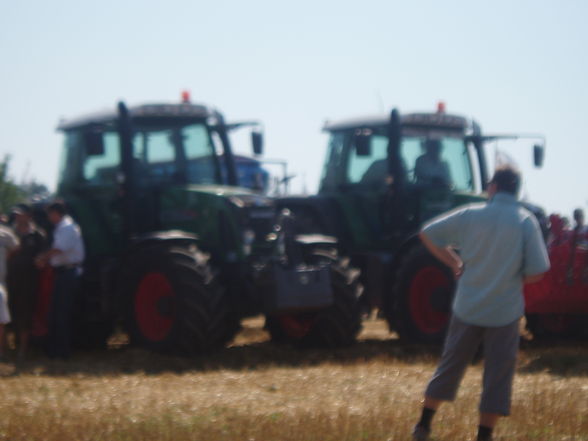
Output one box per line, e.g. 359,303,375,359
0,317,587,441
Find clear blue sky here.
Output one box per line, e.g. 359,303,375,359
1,0,586,217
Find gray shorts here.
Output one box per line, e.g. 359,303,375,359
425,315,520,416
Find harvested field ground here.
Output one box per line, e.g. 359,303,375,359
0,317,587,441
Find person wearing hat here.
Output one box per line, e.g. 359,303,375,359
411,165,550,441
7,204,46,360
0,219,18,360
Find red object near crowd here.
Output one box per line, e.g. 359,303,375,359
524,213,588,337
31,267,54,338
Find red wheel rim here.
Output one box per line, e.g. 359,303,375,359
278,314,316,338
408,266,451,335
135,272,175,342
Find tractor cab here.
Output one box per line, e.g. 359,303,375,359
318,104,544,250
57,97,266,258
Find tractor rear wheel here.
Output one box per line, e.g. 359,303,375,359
265,249,362,347
120,244,239,355
388,244,455,344
72,271,115,350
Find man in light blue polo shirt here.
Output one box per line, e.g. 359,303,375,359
412,166,550,441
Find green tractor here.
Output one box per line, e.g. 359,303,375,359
278,103,545,344
55,96,361,354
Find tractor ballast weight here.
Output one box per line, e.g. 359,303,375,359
55,98,362,353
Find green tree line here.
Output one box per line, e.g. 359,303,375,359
0,155,50,215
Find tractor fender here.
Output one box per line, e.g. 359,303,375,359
295,234,338,246
126,230,201,256
294,234,339,259
391,233,422,269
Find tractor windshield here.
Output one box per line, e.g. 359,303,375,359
400,135,474,191
320,130,475,192
59,121,226,189
132,122,222,186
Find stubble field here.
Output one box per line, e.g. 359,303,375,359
0,317,587,441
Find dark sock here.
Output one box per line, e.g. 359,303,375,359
417,407,436,431
477,425,493,441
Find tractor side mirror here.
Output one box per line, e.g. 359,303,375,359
533,144,544,168
252,131,264,156
354,130,372,156
84,130,105,156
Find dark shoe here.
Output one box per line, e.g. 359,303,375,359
412,424,430,441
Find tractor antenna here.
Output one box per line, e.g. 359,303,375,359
375,89,385,113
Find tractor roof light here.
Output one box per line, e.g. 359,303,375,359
181,90,191,103
437,101,446,114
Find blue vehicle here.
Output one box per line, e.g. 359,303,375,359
221,154,270,193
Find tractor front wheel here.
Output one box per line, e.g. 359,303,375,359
388,244,455,344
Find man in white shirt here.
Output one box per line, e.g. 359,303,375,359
0,224,18,360
36,201,85,359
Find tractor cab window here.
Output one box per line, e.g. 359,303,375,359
82,132,121,183
347,133,389,186
58,131,83,186
319,132,346,191
59,130,120,187
184,124,220,184
400,136,473,191
132,123,221,186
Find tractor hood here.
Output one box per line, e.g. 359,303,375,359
157,184,277,261
158,184,275,230
183,184,274,208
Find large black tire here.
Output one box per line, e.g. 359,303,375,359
120,244,239,355
387,244,455,344
265,249,362,348
71,264,116,350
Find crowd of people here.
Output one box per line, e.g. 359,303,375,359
0,201,84,362
549,208,586,240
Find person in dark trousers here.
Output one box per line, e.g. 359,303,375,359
411,166,550,441
36,201,84,359
7,204,46,361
